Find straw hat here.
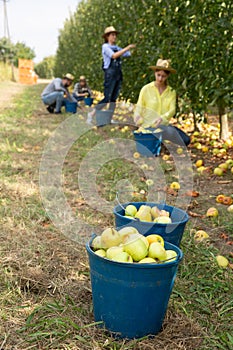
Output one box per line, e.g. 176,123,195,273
63,73,74,81
79,75,86,81
149,59,176,74
102,26,119,38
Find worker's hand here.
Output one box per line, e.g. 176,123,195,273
152,118,163,129
128,44,136,50
134,115,143,126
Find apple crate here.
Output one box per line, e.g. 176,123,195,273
113,202,189,247
86,235,183,338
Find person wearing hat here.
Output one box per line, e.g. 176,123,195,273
41,73,75,114
87,26,136,124
72,75,93,102
134,59,190,146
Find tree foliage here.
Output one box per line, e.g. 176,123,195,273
54,0,232,136
0,37,35,66
35,56,55,79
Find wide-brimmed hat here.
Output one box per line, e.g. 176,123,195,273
102,26,119,38
79,75,86,81
63,73,74,81
149,59,176,74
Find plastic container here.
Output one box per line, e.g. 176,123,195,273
84,97,93,106
133,129,163,157
114,202,189,247
64,101,77,113
86,236,183,338
96,110,113,126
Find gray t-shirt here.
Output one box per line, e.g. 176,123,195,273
41,78,67,97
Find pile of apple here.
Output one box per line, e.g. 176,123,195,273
91,227,177,264
123,204,172,224
134,127,162,134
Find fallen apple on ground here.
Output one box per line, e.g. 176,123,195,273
216,255,229,268
194,230,209,242
206,207,218,217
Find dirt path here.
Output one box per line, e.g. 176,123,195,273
0,81,26,109
0,79,51,110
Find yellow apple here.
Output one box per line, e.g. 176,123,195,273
216,255,229,268
95,249,106,257
112,251,133,263
146,234,164,246
170,182,180,190
213,167,223,176
194,230,209,242
154,216,172,224
195,159,203,168
206,207,218,217
138,257,156,263
106,246,124,260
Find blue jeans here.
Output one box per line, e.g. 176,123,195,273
159,125,190,146
42,91,64,112
96,67,122,112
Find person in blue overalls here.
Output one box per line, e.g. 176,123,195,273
87,26,136,124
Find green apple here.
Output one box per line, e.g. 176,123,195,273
118,226,139,239
123,233,148,261
148,242,167,261
218,163,228,171
106,246,124,260
165,250,177,262
151,206,160,219
91,236,103,251
112,251,133,263
125,204,137,217
101,227,122,248
225,159,233,168
95,249,106,257
227,204,233,213
154,216,172,224
213,167,223,176
138,257,156,263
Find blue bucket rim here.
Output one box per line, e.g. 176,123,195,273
86,234,183,268
113,202,189,226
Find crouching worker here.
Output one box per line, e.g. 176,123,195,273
41,73,75,114
72,75,92,102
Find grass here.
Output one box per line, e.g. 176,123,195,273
0,83,232,349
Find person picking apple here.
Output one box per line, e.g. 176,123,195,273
87,26,136,124
134,59,190,146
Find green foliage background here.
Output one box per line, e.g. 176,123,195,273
0,37,35,66
54,0,232,113
35,56,55,79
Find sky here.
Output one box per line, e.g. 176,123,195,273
0,0,80,62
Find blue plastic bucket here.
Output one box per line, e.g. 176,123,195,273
114,202,189,247
64,101,77,113
96,110,113,126
86,236,183,338
84,97,93,106
133,129,163,157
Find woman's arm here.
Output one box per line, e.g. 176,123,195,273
160,90,176,124
112,44,136,59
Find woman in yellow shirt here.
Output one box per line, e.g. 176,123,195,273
134,59,190,146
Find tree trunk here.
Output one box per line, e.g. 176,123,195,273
218,101,229,140
220,113,229,140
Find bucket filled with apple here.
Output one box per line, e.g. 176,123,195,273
86,226,183,338
113,202,189,247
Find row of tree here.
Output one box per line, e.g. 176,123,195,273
54,0,232,138
0,37,35,67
